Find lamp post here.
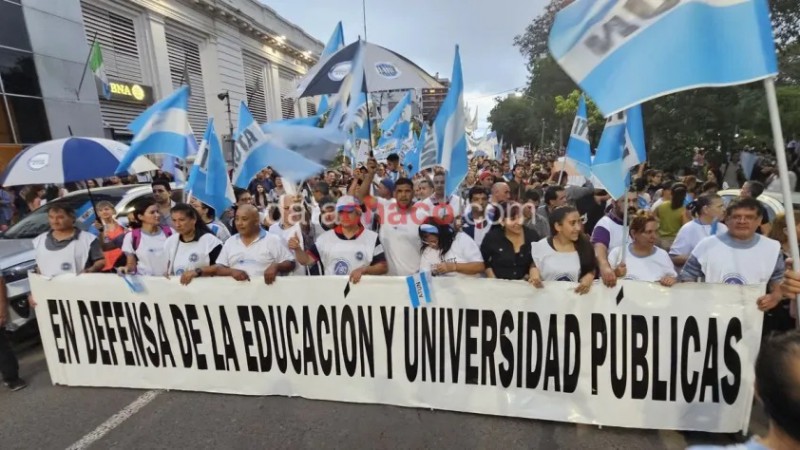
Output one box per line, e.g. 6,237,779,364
217,91,234,165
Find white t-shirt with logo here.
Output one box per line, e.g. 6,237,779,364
531,239,581,282
685,233,781,285
373,197,430,276
164,232,222,276
121,228,173,276
216,230,294,279
419,232,482,277
309,227,384,276
268,222,308,276
33,231,96,277
609,245,677,282
669,220,728,257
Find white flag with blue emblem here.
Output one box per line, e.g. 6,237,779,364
548,0,779,115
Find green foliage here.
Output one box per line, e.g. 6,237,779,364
508,0,800,169
487,96,537,148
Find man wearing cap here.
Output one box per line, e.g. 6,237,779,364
290,195,387,283
355,158,430,276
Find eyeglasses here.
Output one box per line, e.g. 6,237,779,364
729,215,759,223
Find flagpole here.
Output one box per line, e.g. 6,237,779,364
76,31,99,101
763,77,799,327
621,191,629,266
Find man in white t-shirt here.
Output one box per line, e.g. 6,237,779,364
268,194,311,276
290,196,387,283
422,172,463,219
186,205,294,285
355,159,429,276
591,189,638,288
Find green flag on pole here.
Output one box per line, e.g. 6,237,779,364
89,41,110,99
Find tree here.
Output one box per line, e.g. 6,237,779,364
554,90,605,147
487,96,537,148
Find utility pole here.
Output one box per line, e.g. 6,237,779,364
540,118,546,149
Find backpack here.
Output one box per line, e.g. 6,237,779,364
131,226,172,251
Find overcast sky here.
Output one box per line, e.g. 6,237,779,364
262,0,547,134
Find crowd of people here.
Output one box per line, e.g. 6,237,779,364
1,148,799,449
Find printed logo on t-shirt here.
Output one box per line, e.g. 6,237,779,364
555,273,576,282
61,262,72,271
332,259,350,275
355,251,364,261
722,273,746,285
176,268,185,275
189,253,199,262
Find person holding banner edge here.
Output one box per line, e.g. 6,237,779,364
609,212,677,286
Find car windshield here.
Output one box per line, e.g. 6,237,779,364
2,191,128,240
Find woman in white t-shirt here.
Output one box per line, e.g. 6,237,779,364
165,203,223,282
530,206,597,294
121,198,174,276
669,194,727,267
418,219,484,277
609,212,677,286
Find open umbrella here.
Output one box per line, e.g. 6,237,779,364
296,41,443,97
0,137,157,186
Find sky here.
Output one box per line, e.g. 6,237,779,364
261,0,547,135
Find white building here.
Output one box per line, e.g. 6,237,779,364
11,0,323,153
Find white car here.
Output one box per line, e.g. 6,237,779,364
717,188,800,223
0,184,183,337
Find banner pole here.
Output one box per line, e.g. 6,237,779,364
621,190,629,266
763,77,799,327
76,31,99,101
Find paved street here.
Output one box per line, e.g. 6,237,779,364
0,339,762,450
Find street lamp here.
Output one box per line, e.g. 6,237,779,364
217,91,234,164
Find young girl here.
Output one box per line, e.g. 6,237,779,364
120,198,173,276
418,218,484,277
529,206,596,295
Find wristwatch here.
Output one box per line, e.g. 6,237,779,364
194,268,203,277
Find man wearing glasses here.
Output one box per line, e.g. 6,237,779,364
679,198,784,314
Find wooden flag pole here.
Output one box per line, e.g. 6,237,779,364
764,77,799,327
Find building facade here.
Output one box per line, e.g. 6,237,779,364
421,75,450,122
1,0,323,166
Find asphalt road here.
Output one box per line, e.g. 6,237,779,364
0,340,764,450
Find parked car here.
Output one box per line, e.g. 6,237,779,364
717,188,800,223
0,184,183,337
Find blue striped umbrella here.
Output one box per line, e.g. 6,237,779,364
0,137,157,186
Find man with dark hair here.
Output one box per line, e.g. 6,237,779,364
386,153,401,182
0,278,25,391
151,180,175,228
679,198,785,314
507,164,527,201
689,330,800,450
537,185,567,223
462,186,491,246
740,180,770,234
522,189,549,238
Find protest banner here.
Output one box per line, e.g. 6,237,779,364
31,274,763,433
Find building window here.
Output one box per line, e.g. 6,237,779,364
0,1,31,51
243,54,268,124
279,68,297,120
0,100,13,144
306,101,317,117
5,95,49,143
0,48,41,97
166,27,208,134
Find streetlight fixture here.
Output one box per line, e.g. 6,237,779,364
217,91,235,164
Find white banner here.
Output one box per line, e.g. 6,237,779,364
31,274,763,433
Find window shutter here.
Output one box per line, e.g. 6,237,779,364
165,28,208,135
243,53,268,123
278,68,297,120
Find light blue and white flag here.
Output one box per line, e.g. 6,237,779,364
566,95,593,179
187,119,235,218
509,146,517,170
622,104,646,171
162,125,199,183
232,102,324,189
328,40,367,135
435,45,468,197
416,124,438,175
548,0,779,115
495,136,503,161
591,111,630,199
116,85,191,174
405,271,433,308
380,91,413,133
314,22,345,113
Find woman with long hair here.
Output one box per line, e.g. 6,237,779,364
481,202,541,280
254,184,269,211
189,198,231,242
609,212,677,286
530,206,597,295
418,218,484,277
120,198,173,275
669,193,727,267
654,182,689,250
165,203,223,283
92,200,126,272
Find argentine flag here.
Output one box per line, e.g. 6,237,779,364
565,95,593,179
405,271,433,308
116,85,191,174
435,45,468,197
590,106,646,199
416,124,438,175
548,0,779,115
232,102,324,189
381,91,413,133
187,119,235,218
316,22,346,114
